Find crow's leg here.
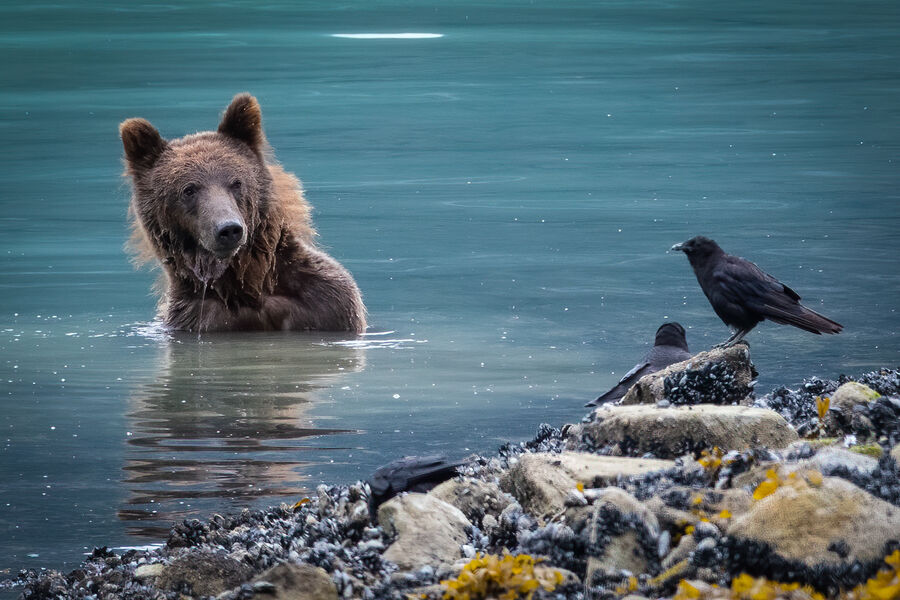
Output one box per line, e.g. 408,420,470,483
723,328,752,348
713,328,742,349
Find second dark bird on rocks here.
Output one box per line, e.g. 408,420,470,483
366,454,465,518
586,322,692,407
671,236,843,348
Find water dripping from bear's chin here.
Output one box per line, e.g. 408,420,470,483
197,281,207,340
187,251,229,340
188,250,230,286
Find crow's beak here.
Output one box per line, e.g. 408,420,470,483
670,243,685,252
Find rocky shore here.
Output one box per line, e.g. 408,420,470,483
4,346,900,600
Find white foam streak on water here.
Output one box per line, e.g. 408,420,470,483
331,33,443,39
326,337,427,350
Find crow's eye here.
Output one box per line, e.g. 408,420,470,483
183,184,198,198
230,179,242,191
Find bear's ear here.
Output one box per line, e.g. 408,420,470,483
218,93,266,152
120,118,167,173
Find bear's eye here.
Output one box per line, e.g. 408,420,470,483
182,184,198,198
230,179,242,191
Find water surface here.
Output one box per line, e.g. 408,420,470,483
1,0,899,577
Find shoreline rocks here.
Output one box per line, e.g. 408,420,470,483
4,364,900,600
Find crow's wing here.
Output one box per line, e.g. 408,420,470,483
712,256,840,334
711,256,790,305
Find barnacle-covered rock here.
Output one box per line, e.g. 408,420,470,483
377,492,471,571
824,381,883,435
757,369,900,440
429,477,515,524
725,476,900,586
567,488,661,582
580,487,660,538
569,405,796,458
620,344,756,406
245,563,339,600
500,452,674,517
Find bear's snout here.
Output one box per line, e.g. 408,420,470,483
209,217,246,257
216,221,245,251
195,185,248,259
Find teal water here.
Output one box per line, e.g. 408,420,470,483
1,0,899,578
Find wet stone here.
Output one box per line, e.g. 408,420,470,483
500,452,674,516
245,563,339,600
570,404,797,458
157,549,253,597
377,492,471,571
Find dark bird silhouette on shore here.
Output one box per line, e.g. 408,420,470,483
671,236,842,347
586,322,691,407
367,454,464,517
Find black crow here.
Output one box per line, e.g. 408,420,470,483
586,322,691,407
671,236,842,347
366,454,464,517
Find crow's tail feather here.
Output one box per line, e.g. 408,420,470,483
763,302,843,335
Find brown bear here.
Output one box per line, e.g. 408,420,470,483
119,93,366,333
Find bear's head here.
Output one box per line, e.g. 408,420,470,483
120,94,273,285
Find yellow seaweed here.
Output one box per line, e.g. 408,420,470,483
440,552,562,600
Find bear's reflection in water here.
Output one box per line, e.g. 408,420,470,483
120,332,365,538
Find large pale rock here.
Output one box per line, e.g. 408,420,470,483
726,476,900,567
892,443,900,464
249,563,338,600
500,452,674,516
569,404,797,458
430,477,514,524
157,549,252,597
621,344,755,406
377,493,471,571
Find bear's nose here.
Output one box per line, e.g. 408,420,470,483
216,221,244,247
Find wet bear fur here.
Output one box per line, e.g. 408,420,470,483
119,93,366,333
